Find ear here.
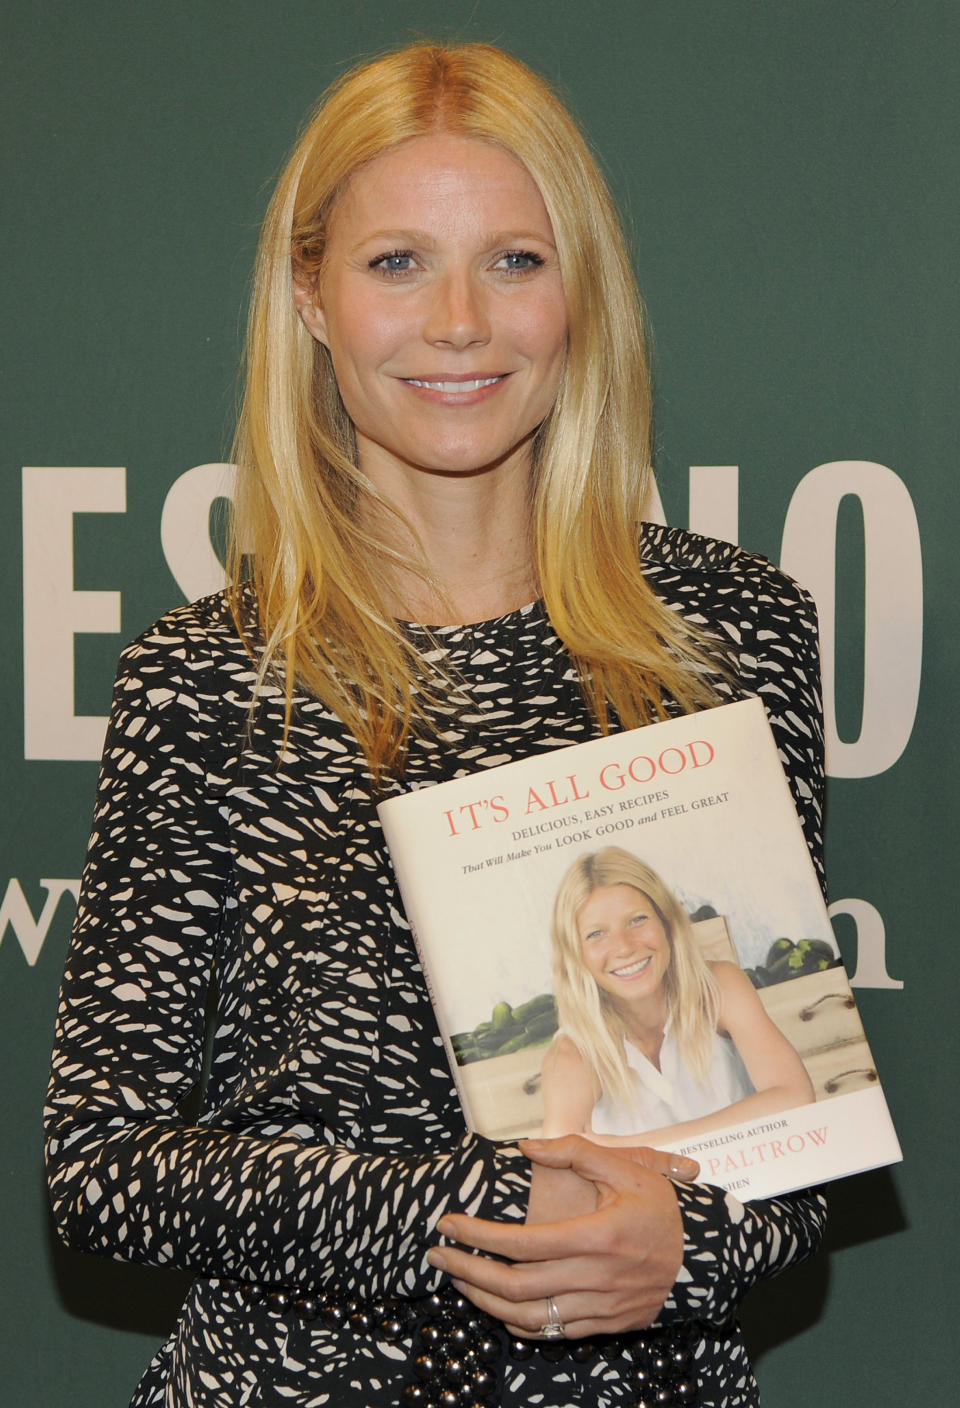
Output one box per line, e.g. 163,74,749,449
293,277,330,348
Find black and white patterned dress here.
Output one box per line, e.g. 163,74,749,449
46,524,827,1408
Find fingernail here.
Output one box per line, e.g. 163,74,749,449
427,1249,447,1271
436,1218,454,1238
520,1138,546,1150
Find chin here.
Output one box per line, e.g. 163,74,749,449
420,447,526,477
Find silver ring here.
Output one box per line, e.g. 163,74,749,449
539,1294,565,1339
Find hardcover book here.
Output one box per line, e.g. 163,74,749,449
378,698,901,1199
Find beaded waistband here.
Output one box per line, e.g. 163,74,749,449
232,1279,699,1407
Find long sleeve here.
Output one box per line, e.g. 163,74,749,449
659,1182,827,1326
654,551,828,1327
45,607,531,1301
740,563,826,890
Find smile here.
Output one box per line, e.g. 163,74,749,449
610,956,652,978
403,377,504,393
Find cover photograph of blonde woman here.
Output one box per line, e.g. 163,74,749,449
450,843,860,1147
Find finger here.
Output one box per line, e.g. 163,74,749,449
451,1278,661,1340
434,1241,670,1314
575,1139,700,1182
430,1243,582,1302
501,1309,659,1338
616,1145,700,1181
449,1278,581,1338
522,1135,698,1187
436,1208,608,1262
521,1136,660,1189
517,1134,592,1168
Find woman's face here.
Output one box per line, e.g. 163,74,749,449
576,884,670,1007
295,133,568,494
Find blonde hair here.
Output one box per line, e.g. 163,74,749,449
551,847,719,1107
229,42,724,774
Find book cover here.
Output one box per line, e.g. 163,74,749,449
377,698,901,1200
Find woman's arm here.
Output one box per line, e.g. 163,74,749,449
712,958,814,1110
44,616,534,1303
538,1033,599,1137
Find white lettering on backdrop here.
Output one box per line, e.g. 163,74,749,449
828,897,904,991
160,461,237,602
688,464,740,545
0,879,79,966
22,466,126,761
22,463,236,762
781,460,923,779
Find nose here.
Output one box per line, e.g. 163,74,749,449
423,270,491,349
610,923,636,959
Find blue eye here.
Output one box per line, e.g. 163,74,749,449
496,250,545,273
370,251,416,275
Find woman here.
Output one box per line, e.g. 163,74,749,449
541,848,815,1144
45,42,827,1408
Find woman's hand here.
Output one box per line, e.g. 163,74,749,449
426,1136,697,1339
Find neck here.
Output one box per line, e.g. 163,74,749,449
360,453,538,625
619,992,670,1063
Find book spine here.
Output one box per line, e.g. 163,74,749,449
406,919,478,1135
378,808,479,1134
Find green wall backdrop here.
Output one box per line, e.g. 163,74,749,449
2,2,955,1403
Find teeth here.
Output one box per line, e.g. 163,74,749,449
406,377,501,393
612,956,651,978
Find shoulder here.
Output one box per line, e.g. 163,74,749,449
92,594,256,800
108,587,263,743
640,521,743,574
541,1032,601,1107
708,959,758,1000
708,960,766,1028
543,1032,591,1079
640,522,815,620
642,528,826,882
641,521,821,724
116,587,259,695
543,1030,581,1067
122,587,252,665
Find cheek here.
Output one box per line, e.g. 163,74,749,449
519,299,569,360
322,288,401,374
326,324,379,378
